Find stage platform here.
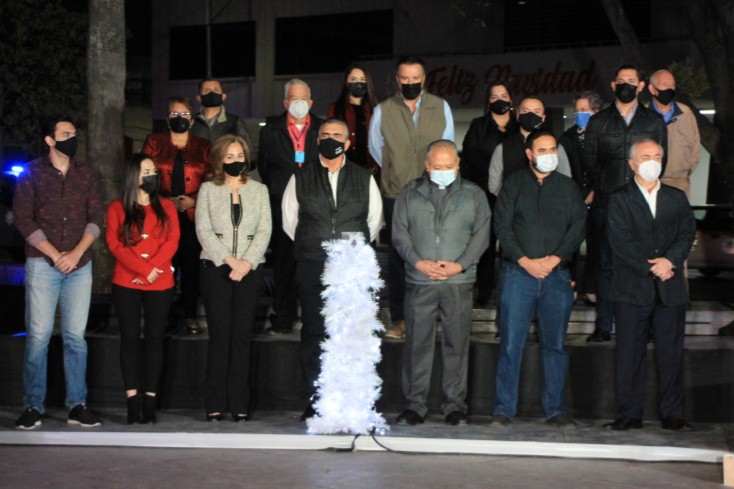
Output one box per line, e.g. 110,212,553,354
1,300,733,423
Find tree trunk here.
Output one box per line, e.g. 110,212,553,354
601,0,722,160
88,0,126,293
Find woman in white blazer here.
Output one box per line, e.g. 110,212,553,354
195,134,272,422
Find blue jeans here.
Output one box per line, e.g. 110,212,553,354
493,261,574,419
23,258,93,413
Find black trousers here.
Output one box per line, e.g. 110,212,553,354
383,197,406,322
270,209,298,330
112,284,174,393
173,214,201,318
200,263,263,414
295,259,327,400
614,300,686,420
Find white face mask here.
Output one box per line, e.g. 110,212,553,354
637,160,662,182
288,99,309,119
534,153,558,173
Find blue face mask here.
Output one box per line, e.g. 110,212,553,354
574,112,592,129
430,169,457,187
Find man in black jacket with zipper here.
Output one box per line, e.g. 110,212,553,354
583,65,667,343
258,79,324,334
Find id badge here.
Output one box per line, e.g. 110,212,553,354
295,151,305,164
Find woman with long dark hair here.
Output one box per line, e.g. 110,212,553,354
196,135,271,422
106,153,180,423
327,62,379,172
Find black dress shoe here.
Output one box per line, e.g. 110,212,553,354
233,413,250,422
602,415,642,430
587,328,611,342
661,416,692,431
396,409,425,425
545,413,576,427
126,395,141,425
300,404,316,422
444,411,468,426
141,394,157,424
207,413,223,422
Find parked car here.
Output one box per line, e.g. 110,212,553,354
688,204,734,277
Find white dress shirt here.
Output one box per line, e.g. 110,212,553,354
281,156,384,242
634,178,661,217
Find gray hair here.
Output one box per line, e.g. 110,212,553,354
572,90,603,112
284,78,311,100
649,69,673,87
426,139,459,160
319,118,350,139
629,139,665,160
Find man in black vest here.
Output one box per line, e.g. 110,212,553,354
259,79,324,334
191,78,253,151
603,139,694,431
488,96,572,197
282,119,383,421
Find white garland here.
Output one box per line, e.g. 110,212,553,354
306,235,389,435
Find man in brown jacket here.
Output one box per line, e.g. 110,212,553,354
648,69,701,199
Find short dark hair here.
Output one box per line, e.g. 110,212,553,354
396,55,425,72
319,119,350,139
197,78,223,93
519,94,546,113
525,129,556,151
614,64,640,80
41,116,75,139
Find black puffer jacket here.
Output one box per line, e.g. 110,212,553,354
583,102,667,205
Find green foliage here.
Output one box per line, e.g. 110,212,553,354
0,0,87,158
668,57,710,100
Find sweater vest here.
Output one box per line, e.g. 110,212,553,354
379,93,447,198
294,160,371,262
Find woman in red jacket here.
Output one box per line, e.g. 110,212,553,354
106,153,180,424
142,96,210,334
327,62,379,173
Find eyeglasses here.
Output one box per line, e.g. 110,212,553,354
169,112,191,118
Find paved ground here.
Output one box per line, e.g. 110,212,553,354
0,407,730,488
0,445,724,489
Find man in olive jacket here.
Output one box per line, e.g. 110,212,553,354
392,139,490,426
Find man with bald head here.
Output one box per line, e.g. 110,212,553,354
648,69,700,199
392,139,490,426
603,139,695,431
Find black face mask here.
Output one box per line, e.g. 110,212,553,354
139,174,159,194
318,138,346,160
401,82,422,101
615,83,638,104
223,161,247,177
169,116,191,133
54,137,78,158
653,88,675,105
488,100,512,115
348,82,368,98
200,92,223,108
518,112,543,132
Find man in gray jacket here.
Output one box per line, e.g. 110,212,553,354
392,139,490,426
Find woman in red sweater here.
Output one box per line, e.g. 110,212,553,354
106,153,180,423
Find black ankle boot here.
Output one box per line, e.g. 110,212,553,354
127,395,141,424
141,394,157,424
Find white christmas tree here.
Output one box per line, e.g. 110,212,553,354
306,235,389,435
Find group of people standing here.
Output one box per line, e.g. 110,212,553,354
11,54,700,433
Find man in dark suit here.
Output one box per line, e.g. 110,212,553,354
258,79,324,334
603,139,695,431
